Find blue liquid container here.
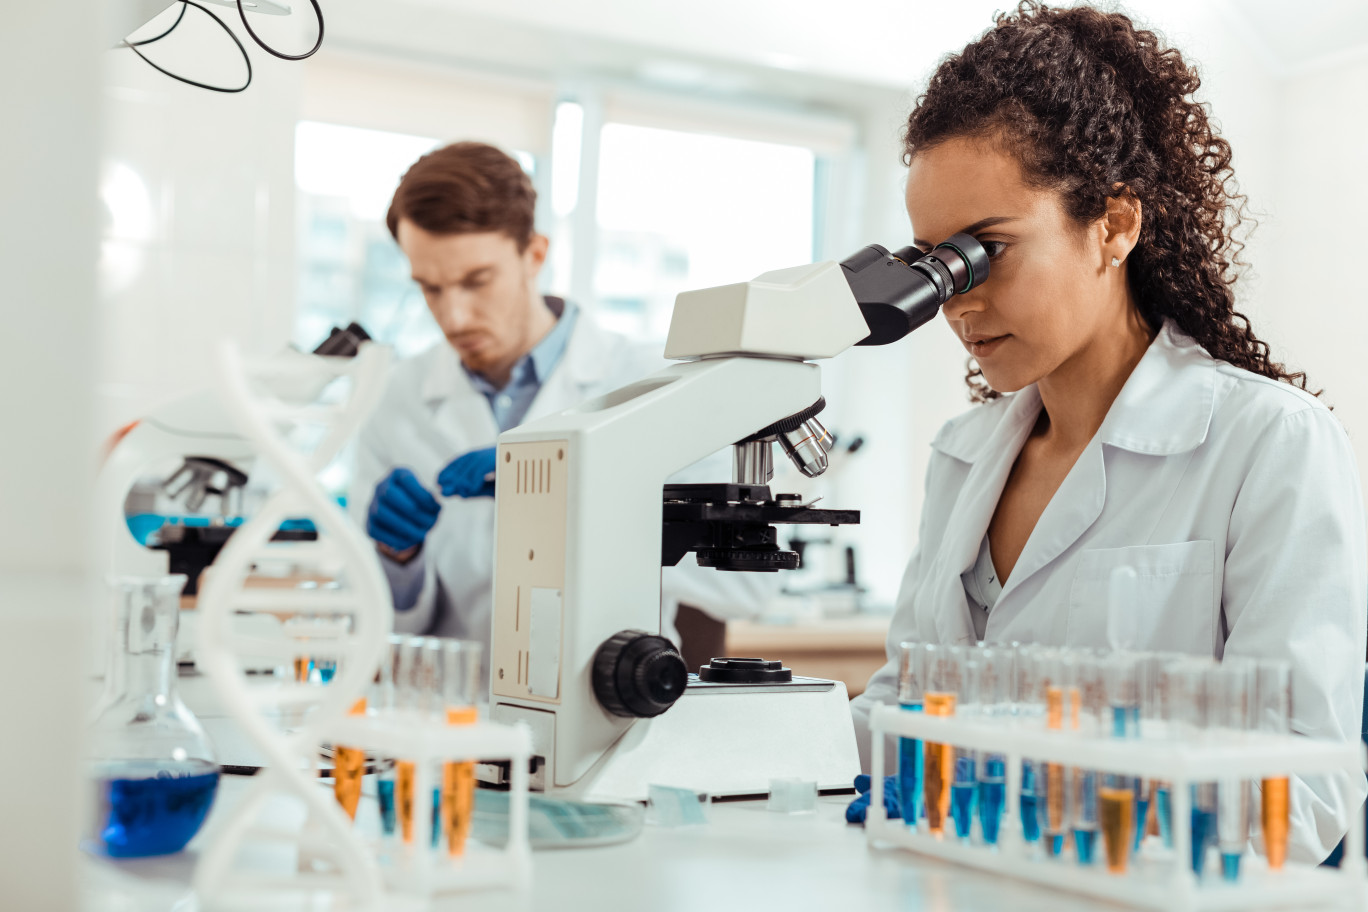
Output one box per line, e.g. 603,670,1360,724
1134,794,1150,852
978,755,1006,846
316,660,337,684
897,702,924,825
1111,705,1139,739
1156,786,1174,848
951,784,976,839
1222,852,1241,882
432,787,442,847
1190,806,1216,878
378,779,397,835
1019,762,1041,843
1074,828,1097,865
92,760,219,858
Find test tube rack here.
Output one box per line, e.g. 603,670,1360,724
192,340,531,910
325,713,532,898
868,703,1367,911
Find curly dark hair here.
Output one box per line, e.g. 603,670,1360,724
905,1,1311,402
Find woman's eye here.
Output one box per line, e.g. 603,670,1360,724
981,240,1007,258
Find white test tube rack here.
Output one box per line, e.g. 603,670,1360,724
868,703,1367,911
326,714,532,899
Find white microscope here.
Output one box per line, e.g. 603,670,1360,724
487,236,989,802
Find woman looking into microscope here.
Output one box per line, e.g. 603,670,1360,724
850,1,1366,863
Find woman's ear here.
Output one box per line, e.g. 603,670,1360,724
1099,184,1142,269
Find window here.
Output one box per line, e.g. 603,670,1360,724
293,120,535,357
592,123,816,340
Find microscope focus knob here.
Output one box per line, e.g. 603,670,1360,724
592,630,688,719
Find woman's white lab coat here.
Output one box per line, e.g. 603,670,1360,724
350,311,772,653
851,321,1368,862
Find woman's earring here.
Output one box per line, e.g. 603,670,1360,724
1111,257,1122,267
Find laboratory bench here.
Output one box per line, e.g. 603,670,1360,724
79,775,1154,912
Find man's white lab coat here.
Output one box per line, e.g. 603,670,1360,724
350,310,772,654
852,321,1368,862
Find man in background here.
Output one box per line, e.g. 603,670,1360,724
351,141,766,664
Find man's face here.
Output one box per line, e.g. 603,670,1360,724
395,220,549,378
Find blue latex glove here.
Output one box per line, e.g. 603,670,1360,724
366,468,441,553
438,447,498,498
845,774,901,825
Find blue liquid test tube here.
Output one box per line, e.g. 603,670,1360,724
1072,769,1099,865
951,748,977,840
978,754,1006,845
898,701,924,826
897,642,928,826
1020,760,1041,843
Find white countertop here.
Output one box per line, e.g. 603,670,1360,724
83,772,1173,912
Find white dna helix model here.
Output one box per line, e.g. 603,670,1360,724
192,340,531,909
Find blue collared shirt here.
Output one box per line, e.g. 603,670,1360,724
463,297,577,432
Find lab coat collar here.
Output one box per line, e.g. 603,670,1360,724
418,298,603,406
1095,320,1216,456
931,320,1215,464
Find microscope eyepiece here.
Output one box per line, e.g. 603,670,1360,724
842,232,991,346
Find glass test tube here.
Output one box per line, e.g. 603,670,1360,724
1154,652,1197,850
921,644,961,837
375,635,403,837
976,645,1012,847
1036,650,1073,859
1070,652,1103,866
440,639,482,856
1254,659,1292,870
1210,659,1255,882
1014,644,1042,844
951,648,983,841
1100,653,1140,874
1134,651,1168,852
1168,658,1217,878
333,696,368,820
394,636,429,844
897,642,926,828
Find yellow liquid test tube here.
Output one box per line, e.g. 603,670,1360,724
922,692,957,836
1262,776,1289,869
1099,786,1134,874
333,697,368,820
443,705,478,855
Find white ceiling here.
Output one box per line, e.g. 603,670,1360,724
320,0,1368,107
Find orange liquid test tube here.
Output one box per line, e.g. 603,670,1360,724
1099,786,1134,874
922,692,957,836
443,705,478,855
333,698,368,819
397,760,416,843
1262,776,1289,869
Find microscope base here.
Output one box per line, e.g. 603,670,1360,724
530,677,860,804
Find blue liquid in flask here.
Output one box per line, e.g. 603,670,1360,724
92,759,219,858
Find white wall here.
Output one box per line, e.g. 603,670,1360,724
1265,55,1368,485
98,16,306,436
0,4,100,908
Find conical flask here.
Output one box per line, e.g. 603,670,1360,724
88,575,220,858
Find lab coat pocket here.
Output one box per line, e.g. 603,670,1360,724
1066,540,1216,653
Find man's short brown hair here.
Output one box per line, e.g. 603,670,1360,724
386,141,536,249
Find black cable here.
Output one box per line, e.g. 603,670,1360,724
236,0,324,61
125,2,187,47
122,0,252,93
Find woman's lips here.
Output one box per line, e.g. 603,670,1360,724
967,334,1009,358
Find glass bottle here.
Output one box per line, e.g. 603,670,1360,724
87,575,219,858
